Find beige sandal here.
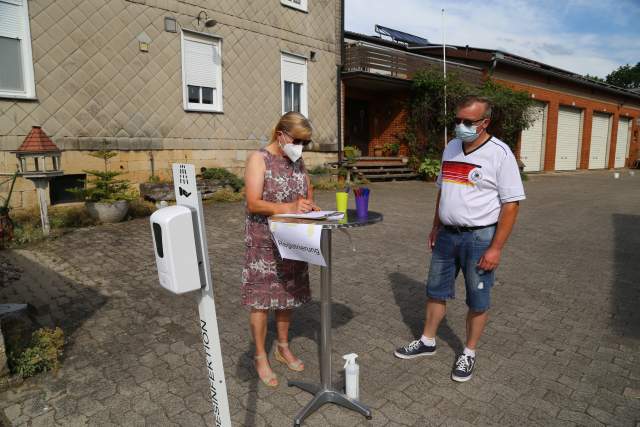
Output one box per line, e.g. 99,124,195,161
254,354,278,387
274,342,305,372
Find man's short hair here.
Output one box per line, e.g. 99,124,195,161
457,95,492,119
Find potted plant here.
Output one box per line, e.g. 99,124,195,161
373,145,383,157
69,150,134,223
418,158,441,181
343,146,362,165
383,143,400,157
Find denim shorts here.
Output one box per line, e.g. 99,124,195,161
426,225,496,312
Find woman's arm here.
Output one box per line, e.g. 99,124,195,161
305,174,320,211
244,152,314,215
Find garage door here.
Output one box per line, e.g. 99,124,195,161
520,101,546,172
614,117,631,168
589,113,611,169
555,106,583,170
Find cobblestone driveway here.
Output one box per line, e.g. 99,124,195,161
1,170,639,426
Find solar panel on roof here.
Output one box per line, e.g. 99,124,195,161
374,25,429,46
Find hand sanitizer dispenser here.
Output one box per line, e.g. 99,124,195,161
150,205,201,294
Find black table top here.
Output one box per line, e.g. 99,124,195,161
270,210,383,229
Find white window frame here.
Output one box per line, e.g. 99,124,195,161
281,52,308,117
281,0,308,12
180,30,223,113
0,0,36,99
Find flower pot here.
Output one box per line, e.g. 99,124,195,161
374,148,383,157
86,200,129,223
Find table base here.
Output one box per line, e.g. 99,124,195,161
289,380,372,426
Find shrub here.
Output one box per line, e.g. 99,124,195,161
11,222,44,246
210,188,245,203
308,165,331,175
128,199,155,218
147,175,170,184
418,158,441,180
49,206,97,228
8,327,64,378
201,168,244,192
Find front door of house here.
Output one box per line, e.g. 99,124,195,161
346,99,369,155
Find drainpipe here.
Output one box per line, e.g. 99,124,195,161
337,0,345,165
488,52,503,78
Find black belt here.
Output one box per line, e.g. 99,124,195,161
443,223,497,233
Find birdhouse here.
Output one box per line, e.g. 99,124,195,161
13,126,63,178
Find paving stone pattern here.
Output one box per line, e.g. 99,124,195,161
0,170,639,426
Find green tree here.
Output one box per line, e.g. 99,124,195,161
479,80,538,149
605,62,640,89
407,70,537,155
407,69,472,157
584,74,605,83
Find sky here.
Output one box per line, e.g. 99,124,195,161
345,0,640,78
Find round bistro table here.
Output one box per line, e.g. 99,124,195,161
270,209,383,426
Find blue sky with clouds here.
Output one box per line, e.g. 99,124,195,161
345,0,640,78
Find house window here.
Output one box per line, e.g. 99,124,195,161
284,81,301,113
0,0,36,99
281,0,308,12
281,53,307,116
181,31,222,112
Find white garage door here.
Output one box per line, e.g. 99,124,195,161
555,106,583,170
614,117,631,168
520,101,546,172
589,113,611,169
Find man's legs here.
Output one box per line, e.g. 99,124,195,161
452,226,496,382
394,229,459,359
466,309,489,351
423,299,447,339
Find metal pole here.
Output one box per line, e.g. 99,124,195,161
319,228,332,389
442,8,448,146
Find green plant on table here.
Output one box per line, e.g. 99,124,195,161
418,158,441,180
8,327,64,378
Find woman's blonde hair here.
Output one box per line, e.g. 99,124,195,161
270,112,312,143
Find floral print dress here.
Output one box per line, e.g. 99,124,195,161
241,148,311,309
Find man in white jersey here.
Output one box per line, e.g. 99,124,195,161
394,96,525,382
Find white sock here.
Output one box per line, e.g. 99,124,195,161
463,347,476,357
420,335,436,347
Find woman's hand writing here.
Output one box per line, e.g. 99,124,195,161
290,198,316,213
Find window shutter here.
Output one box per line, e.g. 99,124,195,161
184,38,217,89
0,0,24,39
282,55,306,84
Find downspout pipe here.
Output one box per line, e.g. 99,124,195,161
337,0,345,164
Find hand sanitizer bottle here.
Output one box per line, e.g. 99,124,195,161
342,353,359,400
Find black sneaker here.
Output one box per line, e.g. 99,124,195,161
451,354,475,382
394,339,436,359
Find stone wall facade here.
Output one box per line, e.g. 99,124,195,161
1,0,342,209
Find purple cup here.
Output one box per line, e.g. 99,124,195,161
355,195,369,218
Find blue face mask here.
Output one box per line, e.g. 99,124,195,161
455,123,480,143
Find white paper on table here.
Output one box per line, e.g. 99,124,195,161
272,210,344,220
268,221,326,266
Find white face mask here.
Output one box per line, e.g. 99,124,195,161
280,142,303,162
455,123,480,143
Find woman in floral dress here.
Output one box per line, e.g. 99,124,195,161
243,112,319,387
